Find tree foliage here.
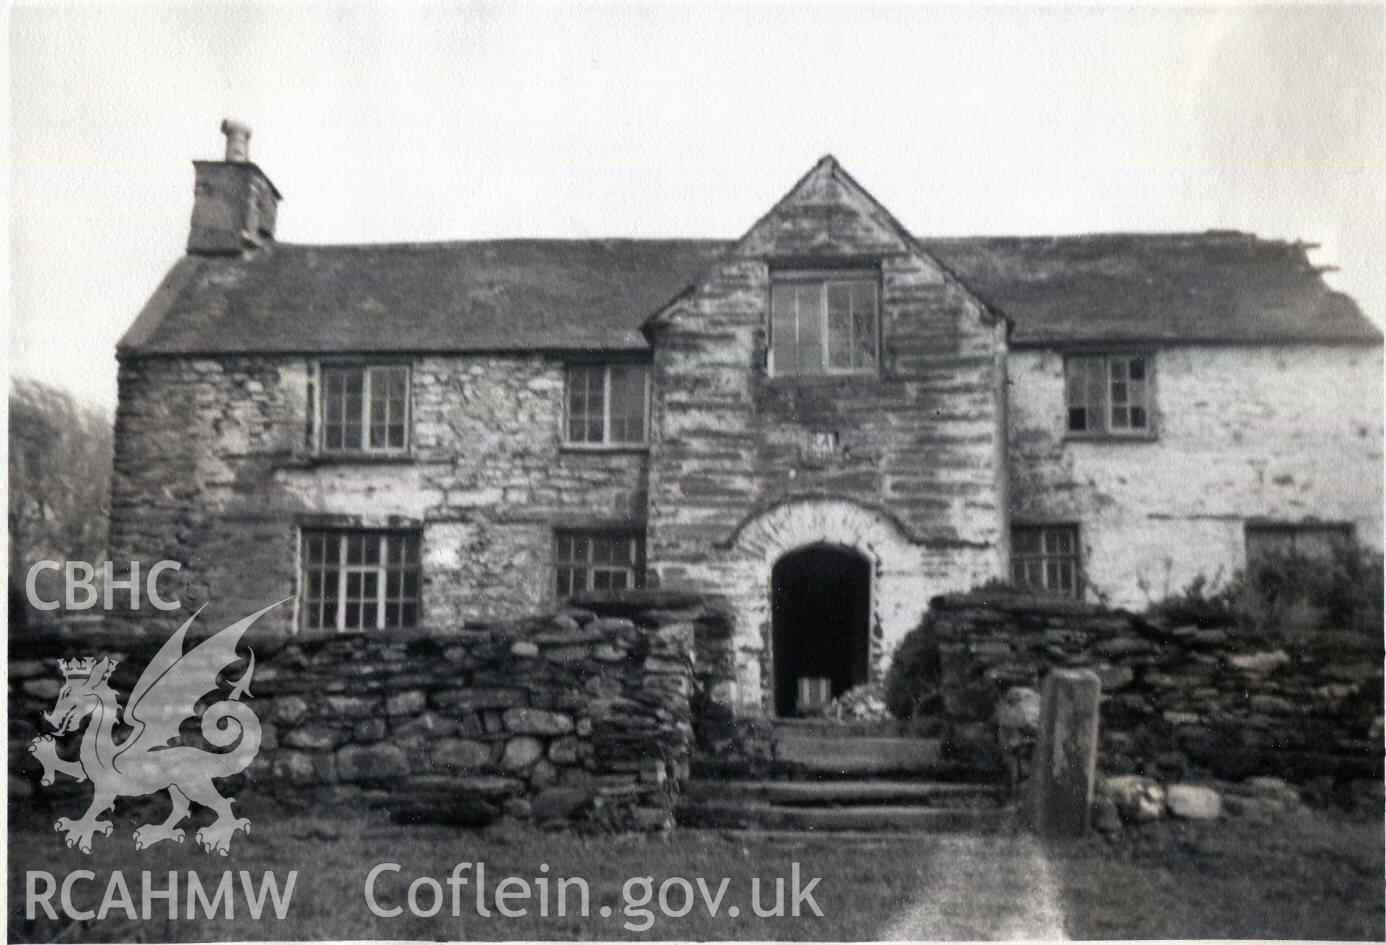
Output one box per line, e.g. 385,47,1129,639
8,379,113,613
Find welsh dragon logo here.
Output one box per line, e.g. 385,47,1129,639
27,599,287,856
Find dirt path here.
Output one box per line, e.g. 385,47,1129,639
878,833,1068,940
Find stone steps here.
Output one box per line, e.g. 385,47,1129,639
679,724,1012,834
690,828,996,843
677,799,1017,833
774,733,946,775
684,778,1008,807
695,728,1000,783
770,718,917,738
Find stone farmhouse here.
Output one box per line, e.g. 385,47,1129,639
112,123,1382,719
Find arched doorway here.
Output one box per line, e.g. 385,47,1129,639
771,544,871,717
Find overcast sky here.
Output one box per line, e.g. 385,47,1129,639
10,3,1384,412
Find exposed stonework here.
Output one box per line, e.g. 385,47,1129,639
110,158,1015,718
1029,668,1101,838
706,498,993,713
1009,345,1383,609
645,159,1008,713
926,592,1383,785
187,157,279,254
109,354,647,641
107,143,1383,738
11,594,708,831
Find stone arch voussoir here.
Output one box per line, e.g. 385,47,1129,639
722,496,931,715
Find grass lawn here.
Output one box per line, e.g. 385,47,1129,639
8,794,935,942
1050,805,1384,941
7,791,1383,941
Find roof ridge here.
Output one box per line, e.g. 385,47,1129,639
264,230,1298,255
270,236,731,253
917,230,1268,242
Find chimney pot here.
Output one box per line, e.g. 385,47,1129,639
220,118,252,163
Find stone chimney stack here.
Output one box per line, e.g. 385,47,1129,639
187,118,282,255
221,118,251,162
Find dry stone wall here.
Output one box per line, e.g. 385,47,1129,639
10,593,715,832
928,592,1383,787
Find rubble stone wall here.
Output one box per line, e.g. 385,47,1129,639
928,591,1383,786
107,354,649,643
10,593,718,832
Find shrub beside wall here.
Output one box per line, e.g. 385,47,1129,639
1148,545,1385,633
10,592,713,831
926,591,1383,786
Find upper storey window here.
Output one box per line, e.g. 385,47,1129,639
1065,353,1154,437
770,272,879,376
565,364,649,446
320,364,410,453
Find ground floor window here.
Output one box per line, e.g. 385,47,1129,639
1245,522,1354,565
301,529,421,630
1011,524,1081,597
555,531,645,597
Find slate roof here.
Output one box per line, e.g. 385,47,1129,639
924,232,1379,348
120,231,1379,356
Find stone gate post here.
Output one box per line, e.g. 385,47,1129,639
1030,668,1102,839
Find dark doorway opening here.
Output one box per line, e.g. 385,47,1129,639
771,544,870,717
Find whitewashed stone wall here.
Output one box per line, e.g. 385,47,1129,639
644,159,1010,715
1008,344,1383,609
707,498,993,714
